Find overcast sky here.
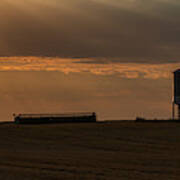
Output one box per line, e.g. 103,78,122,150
0,0,180,62
0,0,180,121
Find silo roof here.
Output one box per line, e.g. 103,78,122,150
174,69,180,73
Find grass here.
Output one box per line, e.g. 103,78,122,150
0,121,180,179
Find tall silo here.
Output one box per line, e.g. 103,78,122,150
173,69,180,119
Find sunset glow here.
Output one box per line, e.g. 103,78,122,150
0,57,179,79
0,0,180,120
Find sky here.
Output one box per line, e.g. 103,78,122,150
0,0,180,121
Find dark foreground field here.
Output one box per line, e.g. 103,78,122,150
0,122,180,180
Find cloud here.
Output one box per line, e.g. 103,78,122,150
0,56,179,79
0,0,180,62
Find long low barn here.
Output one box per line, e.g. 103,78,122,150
14,112,97,124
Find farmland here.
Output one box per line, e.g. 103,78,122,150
0,121,180,180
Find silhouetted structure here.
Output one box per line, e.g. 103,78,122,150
173,69,180,120
14,112,97,124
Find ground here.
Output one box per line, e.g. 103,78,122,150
0,121,180,180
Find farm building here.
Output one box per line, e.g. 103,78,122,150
14,112,97,124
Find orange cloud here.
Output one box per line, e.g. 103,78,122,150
0,56,179,79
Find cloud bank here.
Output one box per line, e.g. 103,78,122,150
0,0,180,62
0,57,179,79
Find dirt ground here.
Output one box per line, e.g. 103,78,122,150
0,121,180,180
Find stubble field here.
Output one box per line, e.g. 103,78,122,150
0,121,180,180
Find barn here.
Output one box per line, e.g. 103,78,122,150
14,112,97,124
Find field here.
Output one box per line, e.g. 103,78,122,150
0,121,180,180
